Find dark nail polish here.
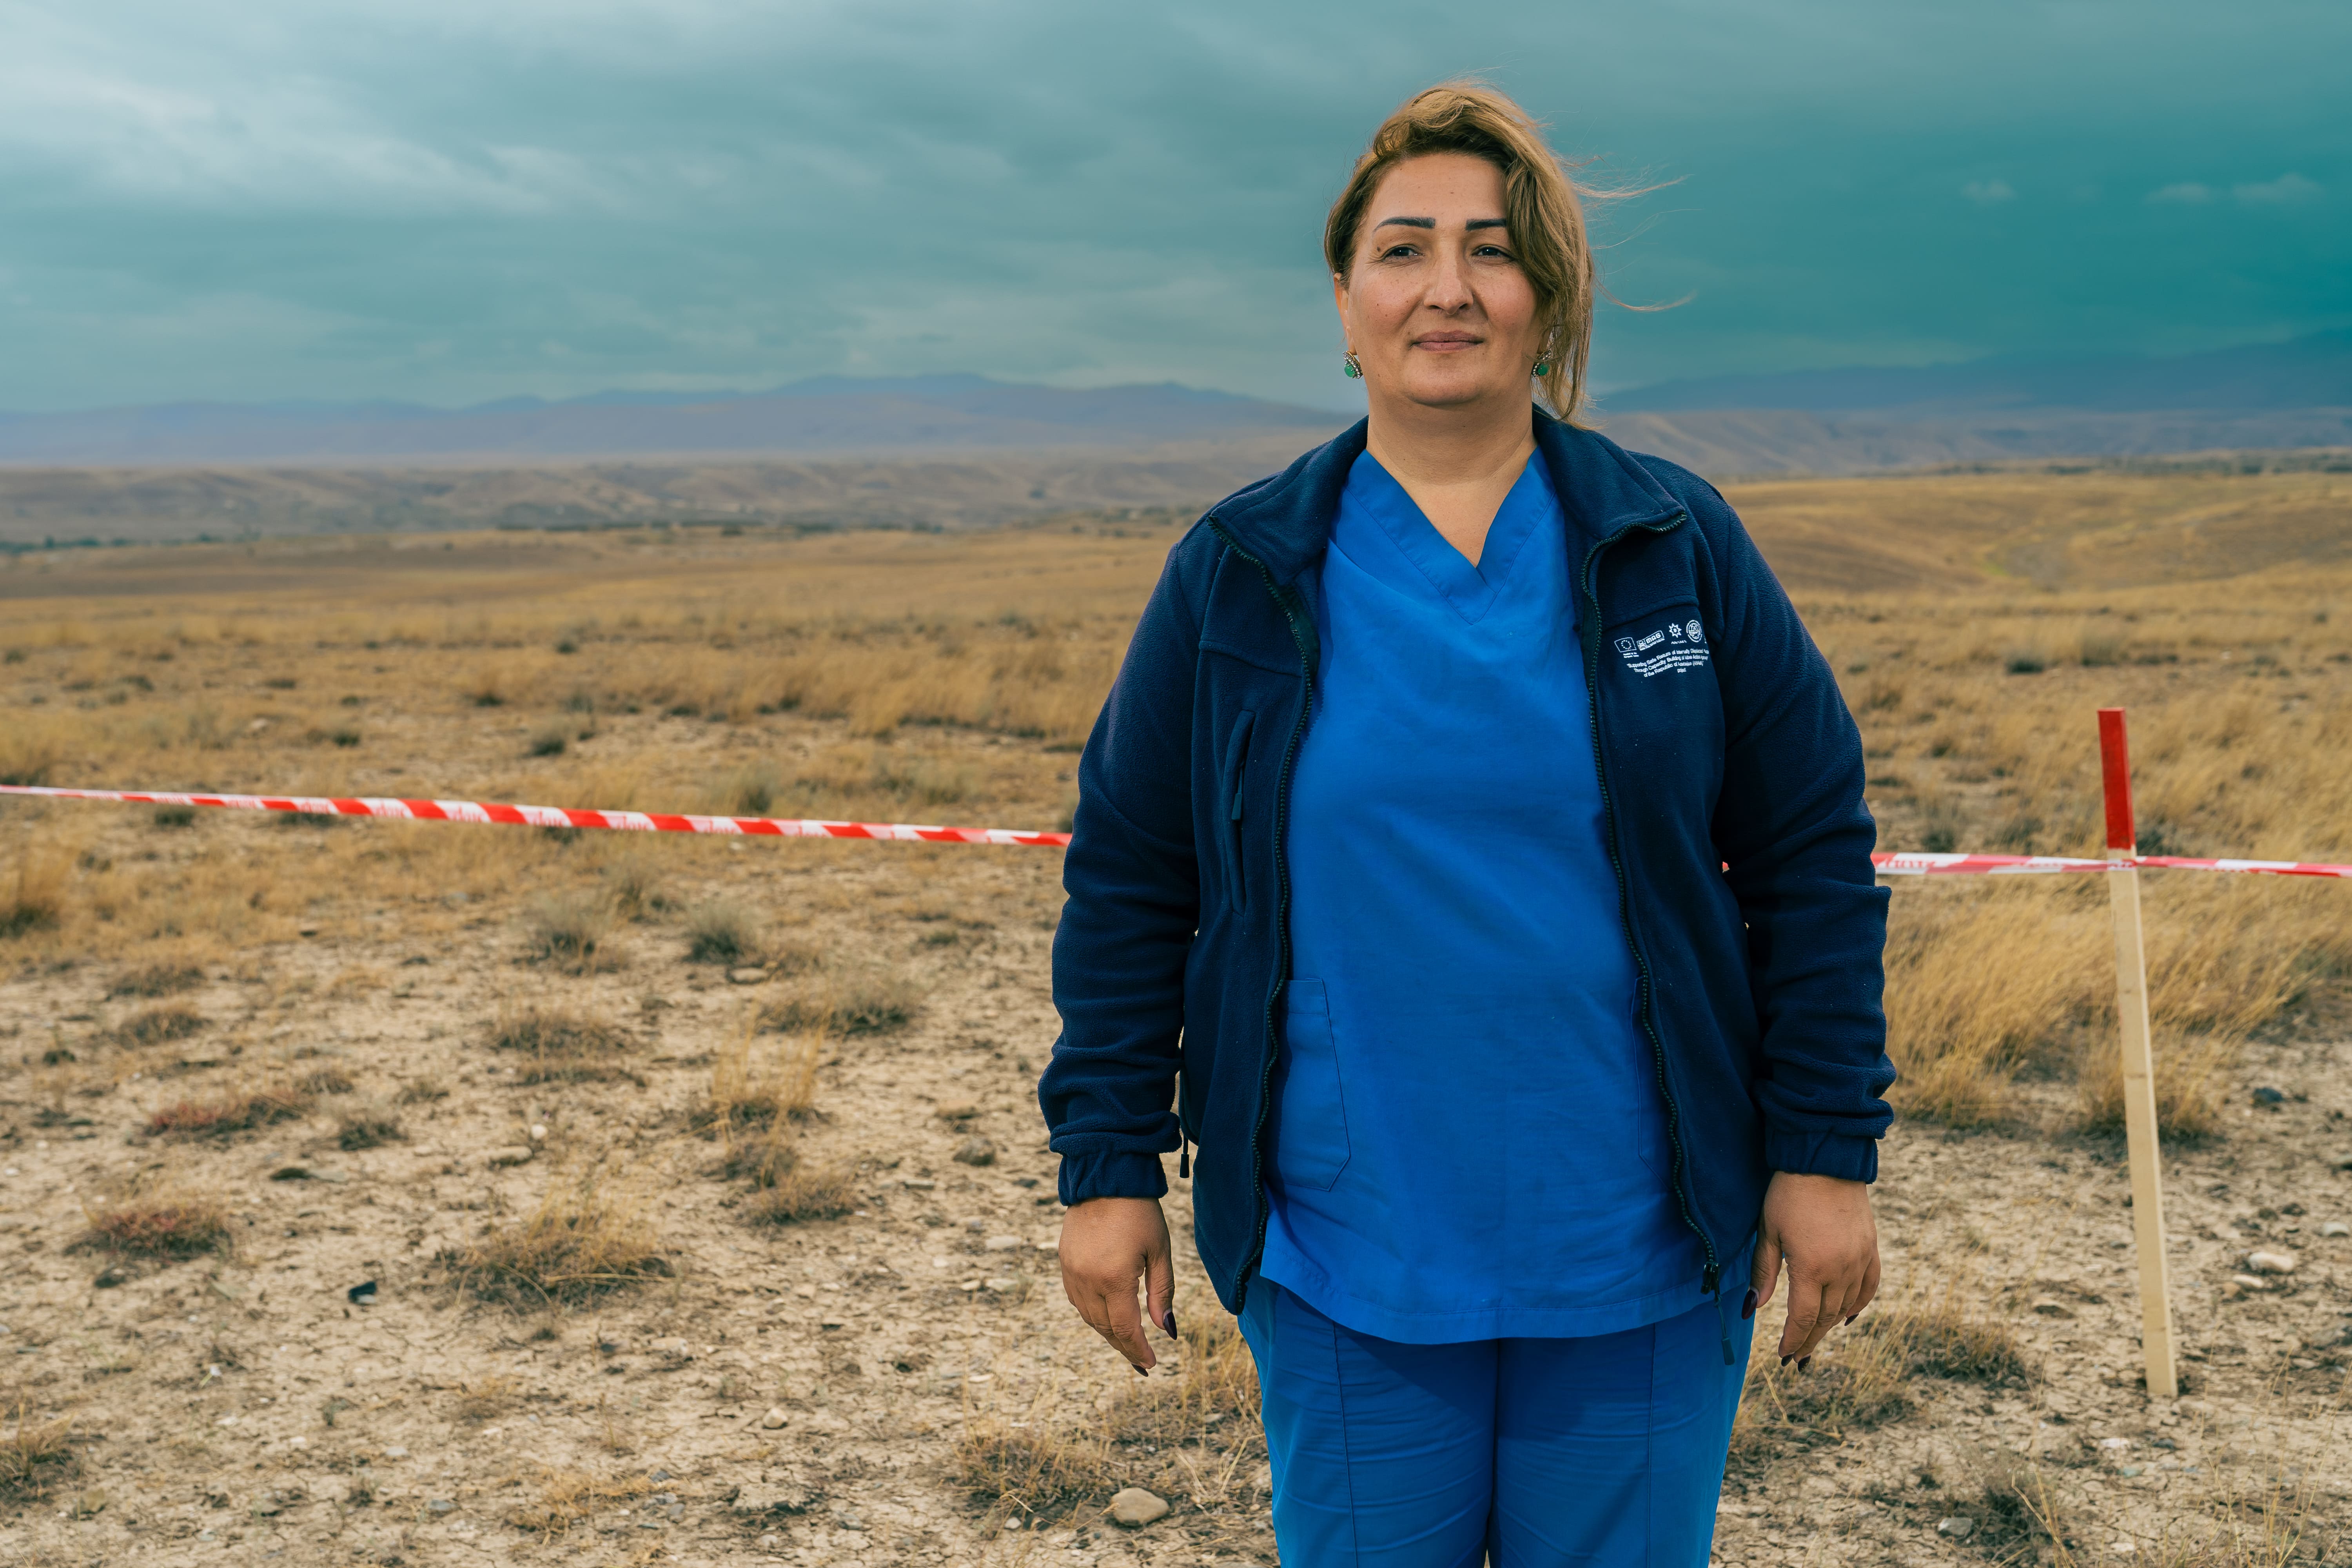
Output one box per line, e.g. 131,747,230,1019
1163,1310,1178,1338
1740,1289,1758,1321
1798,1356,1812,1373
1844,1313,1859,1326
1132,1363,1148,1377
1779,1355,1791,1367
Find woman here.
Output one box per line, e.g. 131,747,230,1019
1039,82,1892,1566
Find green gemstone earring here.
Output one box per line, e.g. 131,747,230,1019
1342,351,1363,379
1532,356,1553,377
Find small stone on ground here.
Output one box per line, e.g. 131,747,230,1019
1109,1487,1171,1528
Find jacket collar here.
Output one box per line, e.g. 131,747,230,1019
1210,408,1685,584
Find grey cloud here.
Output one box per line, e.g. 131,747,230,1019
1,0,2347,410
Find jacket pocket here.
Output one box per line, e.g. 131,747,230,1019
1218,710,1255,913
1274,978,1350,1191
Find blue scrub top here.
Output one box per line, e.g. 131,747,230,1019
1258,448,1710,1343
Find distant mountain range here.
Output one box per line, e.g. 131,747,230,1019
1605,328,2352,416
0,333,2345,506
0,375,1343,466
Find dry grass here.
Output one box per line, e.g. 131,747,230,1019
713,1100,859,1226
1105,1313,1261,1447
105,1001,205,1049
335,1107,403,1150
700,1012,823,1134
77,1191,232,1257
450,1372,519,1424
296,1065,357,1095
521,890,623,973
107,961,204,998
445,1165,671,1307
757,967,920,1036
0,1398,78,1503
143,1083,311,1139
1733,1291,2030,1466
682,900,759,964
0,851,68,939
505,1467,655,1538
744,1162,859,1226
488,1006,641,1086
953,1420,1116,1527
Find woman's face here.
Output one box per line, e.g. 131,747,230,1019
1334,152,1545,415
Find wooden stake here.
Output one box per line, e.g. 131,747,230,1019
2099,707,2178,1400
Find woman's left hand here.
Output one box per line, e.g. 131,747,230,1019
1749,1171,1879,1365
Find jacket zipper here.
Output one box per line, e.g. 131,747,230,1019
1208,518,1316,1310
1578,512,1727,1315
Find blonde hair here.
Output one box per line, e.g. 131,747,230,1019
1325,81,1600,424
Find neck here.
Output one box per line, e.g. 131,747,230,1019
1362,393,1535,492
1359,393,1540,568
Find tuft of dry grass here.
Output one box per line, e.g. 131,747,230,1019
1105,1313,1261,1448
953,1420,1115,1527
445,1166,670,1307
395,1076,451,1104
505,1468,654,1538
713,1089,858,1224
1732,1292,2029,1466
0,1399,78,1503
1,852,68,939
450,1373,519,1424
106,1002,206,1049
744,1163,858,1226
143,1084,311,1139
296,1065,357,1096
521,891,623,974
757,966,919,1036
488,1006,641,1085
2076,1028,2232,1141
683,900,759,965
108,962,204,998
336,1107,404,1150
699,1013,823,1133
78,1191,232,1257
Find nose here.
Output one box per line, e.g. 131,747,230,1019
1425,242,1475,312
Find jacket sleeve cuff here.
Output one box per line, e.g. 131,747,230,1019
1765,1129,1879,1183
1056,1148,1170,1207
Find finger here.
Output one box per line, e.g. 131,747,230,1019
1777,1264,1829,1362
1749,1232,1783,1315
1791,1263,1864,1361
1062,1270,1116,1343
1853,1250,1882,1319
1101,1270,1155,1372
1144,1233,1176,1341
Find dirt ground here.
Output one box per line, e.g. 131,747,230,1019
2,506,2349,1565
5,747,2349,1566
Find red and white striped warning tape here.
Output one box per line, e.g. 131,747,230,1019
4,786,2348,876
0,785,1073,848
1871,851,2352,879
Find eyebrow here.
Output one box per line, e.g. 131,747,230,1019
1371,216,1511,231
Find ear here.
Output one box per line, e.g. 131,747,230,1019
1331,272,1352,345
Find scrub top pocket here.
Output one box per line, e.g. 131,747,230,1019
1274,978,1351,1192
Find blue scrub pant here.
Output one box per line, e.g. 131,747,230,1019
1236,1281,1748,1567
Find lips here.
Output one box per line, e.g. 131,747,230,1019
1412,334,1481,351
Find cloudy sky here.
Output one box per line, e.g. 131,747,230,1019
3,0,2345,412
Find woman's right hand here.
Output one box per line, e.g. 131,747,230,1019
1058,1196,1174,1374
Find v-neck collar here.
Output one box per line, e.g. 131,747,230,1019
1339,451,1552,625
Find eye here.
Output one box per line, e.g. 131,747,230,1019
1472,243,1515,260
1376,243,1420,261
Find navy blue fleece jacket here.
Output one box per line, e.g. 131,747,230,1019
1038,411,1894,1314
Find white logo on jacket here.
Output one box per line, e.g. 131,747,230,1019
1615,617,1712,677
